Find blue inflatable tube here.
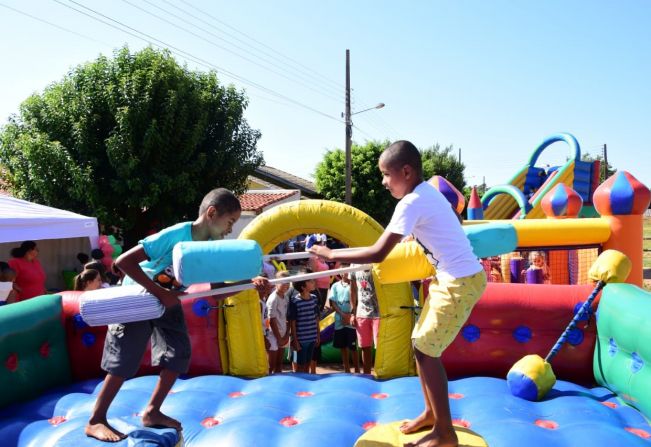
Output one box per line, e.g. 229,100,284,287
464,222,518,258
172,240,263,286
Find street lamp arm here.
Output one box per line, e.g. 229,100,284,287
351,103,385,116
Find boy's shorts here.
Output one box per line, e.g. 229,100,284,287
355,317,379,348
293,341,315,365
266,332,289,351
412,270,486,358
101,304,191,378
333,327,357,350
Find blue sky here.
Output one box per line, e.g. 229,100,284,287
1,0,650,189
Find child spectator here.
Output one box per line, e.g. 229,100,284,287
288,270,320,373
76,252,90,271
350,267,380,375
74,269,103,292
521,251,551,284
310,141,486,446
266,271,291,373
84,261,111,288
85,188,268,442
0,262,17,305
308,234,332,313
328,268,359,373
8,241,46,301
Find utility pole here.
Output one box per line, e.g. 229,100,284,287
458,147,461,163
602,143,608,181
344,50,352,205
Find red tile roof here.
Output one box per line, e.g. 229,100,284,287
239,191,299,214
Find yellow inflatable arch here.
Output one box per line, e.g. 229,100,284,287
222,200,416,378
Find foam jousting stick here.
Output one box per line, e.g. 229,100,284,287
507,250,632,401
80,239,440,327
80,263,372,327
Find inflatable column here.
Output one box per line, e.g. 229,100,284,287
593,171,651,286
541,184,583,285
467,186,484,220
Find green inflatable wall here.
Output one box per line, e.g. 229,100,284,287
0,295,72,408
594,283,651,419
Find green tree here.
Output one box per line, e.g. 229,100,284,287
0,46,262,245
421,144,466,191
314,140,466,225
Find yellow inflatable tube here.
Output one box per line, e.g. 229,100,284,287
227,200,417,378
511,218,611,247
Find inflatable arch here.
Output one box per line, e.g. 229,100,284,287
526,132,580,166
481,184,532,219
224,200,416,378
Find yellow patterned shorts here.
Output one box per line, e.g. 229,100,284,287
412,270,487,358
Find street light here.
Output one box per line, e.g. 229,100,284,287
344,102,385,205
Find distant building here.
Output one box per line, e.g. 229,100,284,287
250,166,319,199
227,166,320,238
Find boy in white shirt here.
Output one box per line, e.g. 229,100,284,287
310,140,486,447
266,271,291,373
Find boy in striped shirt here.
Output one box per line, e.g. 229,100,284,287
288,270,320,373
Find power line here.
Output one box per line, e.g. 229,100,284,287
155,0,345,98
174,0,344,92
120,0,341,103
0,2,112,47
52,0,343,124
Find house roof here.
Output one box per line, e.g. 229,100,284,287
239,190,299,214
254,166,319,198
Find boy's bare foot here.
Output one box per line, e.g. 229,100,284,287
404,429,458,447
399,411,435,434
85,419,127,442
141,409,183,431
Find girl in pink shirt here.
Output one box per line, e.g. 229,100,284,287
8,241,46,301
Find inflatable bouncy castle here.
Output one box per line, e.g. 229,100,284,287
0,170,649,446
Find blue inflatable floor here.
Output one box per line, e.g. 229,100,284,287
1,374,650,446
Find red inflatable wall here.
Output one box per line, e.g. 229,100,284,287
60,285,223,381
441,282,599,384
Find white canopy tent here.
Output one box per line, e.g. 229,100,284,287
0,195,99,290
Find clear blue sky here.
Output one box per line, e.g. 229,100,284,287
1,0,650,189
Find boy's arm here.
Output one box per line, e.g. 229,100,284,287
115,245,181,308
289,320,299,350
309,230,403,264
269,316,282,341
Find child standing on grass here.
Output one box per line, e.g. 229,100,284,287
266,270,291,373
327,268,359,373
350,267,380,375
310,141,486,447
85,188,267,442
288,270,320,373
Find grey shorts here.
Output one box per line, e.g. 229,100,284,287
101,304,191,378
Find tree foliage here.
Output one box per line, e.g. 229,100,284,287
0,47,262,245
314,140,466,225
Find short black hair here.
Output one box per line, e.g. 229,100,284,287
199,188,241,217
381,140,423,178
10,241,37,258
292,268,313,293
